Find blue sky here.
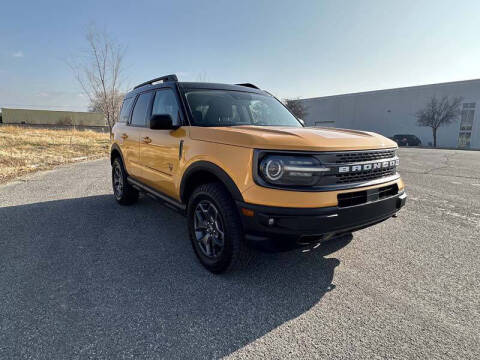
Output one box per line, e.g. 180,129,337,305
1,0,480,111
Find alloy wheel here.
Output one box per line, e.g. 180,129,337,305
193,200,225,258
113,164,124,199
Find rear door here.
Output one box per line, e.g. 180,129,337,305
139,88,186,199
124,91,153,179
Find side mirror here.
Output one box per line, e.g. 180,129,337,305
150,114,178,130
298,118,305,126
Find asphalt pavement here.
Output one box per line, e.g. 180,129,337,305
0,148,479,359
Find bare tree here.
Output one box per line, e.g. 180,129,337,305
416,95,462,147
284,98,308,120
195,72,209,82
70,26,126,133
89,92,124,114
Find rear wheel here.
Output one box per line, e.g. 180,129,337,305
112,157,139,205
187,183,250,273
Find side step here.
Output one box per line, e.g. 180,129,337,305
127,177,186,214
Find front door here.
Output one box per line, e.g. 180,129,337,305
140,88,186,199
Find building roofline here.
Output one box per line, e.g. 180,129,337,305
300,78,480,102
1,107,102,115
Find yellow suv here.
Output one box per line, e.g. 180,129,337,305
111,74,406,273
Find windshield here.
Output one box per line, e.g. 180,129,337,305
184,90,302,127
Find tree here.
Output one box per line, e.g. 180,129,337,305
89,92,124,115
284,98,308,120
70,26,126,133
416,95,462,147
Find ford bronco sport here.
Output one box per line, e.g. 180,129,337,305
111,74,406,273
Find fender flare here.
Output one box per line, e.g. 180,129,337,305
180,161,244,203
110,143,128,174
110,143,125,165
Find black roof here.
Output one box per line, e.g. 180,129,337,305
179,82,264,93
126,77,265,98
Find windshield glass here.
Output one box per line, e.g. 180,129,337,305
184,90,302,127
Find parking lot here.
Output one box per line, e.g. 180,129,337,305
0,147,479,359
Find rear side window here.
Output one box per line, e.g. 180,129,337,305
131,92,153,127
118,97,133,123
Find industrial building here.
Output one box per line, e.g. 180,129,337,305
1,108,106,130
298,79,480,149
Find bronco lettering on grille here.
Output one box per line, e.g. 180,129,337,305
338,159,399,174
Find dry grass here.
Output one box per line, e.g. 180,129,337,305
0,125,110,184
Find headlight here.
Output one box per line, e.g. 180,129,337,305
261,158,284,181
258,154,330,186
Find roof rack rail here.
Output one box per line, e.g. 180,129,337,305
134,74,178,89
235,83,259,89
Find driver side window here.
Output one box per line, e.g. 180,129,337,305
152,89,180,126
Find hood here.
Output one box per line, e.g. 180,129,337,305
189,126,397,151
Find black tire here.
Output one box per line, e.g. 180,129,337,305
112,157,139,205
187,182,250,273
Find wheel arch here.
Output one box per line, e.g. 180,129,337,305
180,161,244,204
110,143,125,165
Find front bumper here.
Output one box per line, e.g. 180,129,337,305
237,190,406,248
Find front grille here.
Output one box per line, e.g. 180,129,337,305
337,184,399,208
335,149,396,164
337,190,367,207
378,184,399,199
335,168,396,184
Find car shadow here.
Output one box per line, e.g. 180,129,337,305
0,194,351,359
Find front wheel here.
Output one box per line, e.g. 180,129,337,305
187,183,250,273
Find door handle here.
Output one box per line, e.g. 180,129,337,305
142,136,152,144
121,133,128,139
